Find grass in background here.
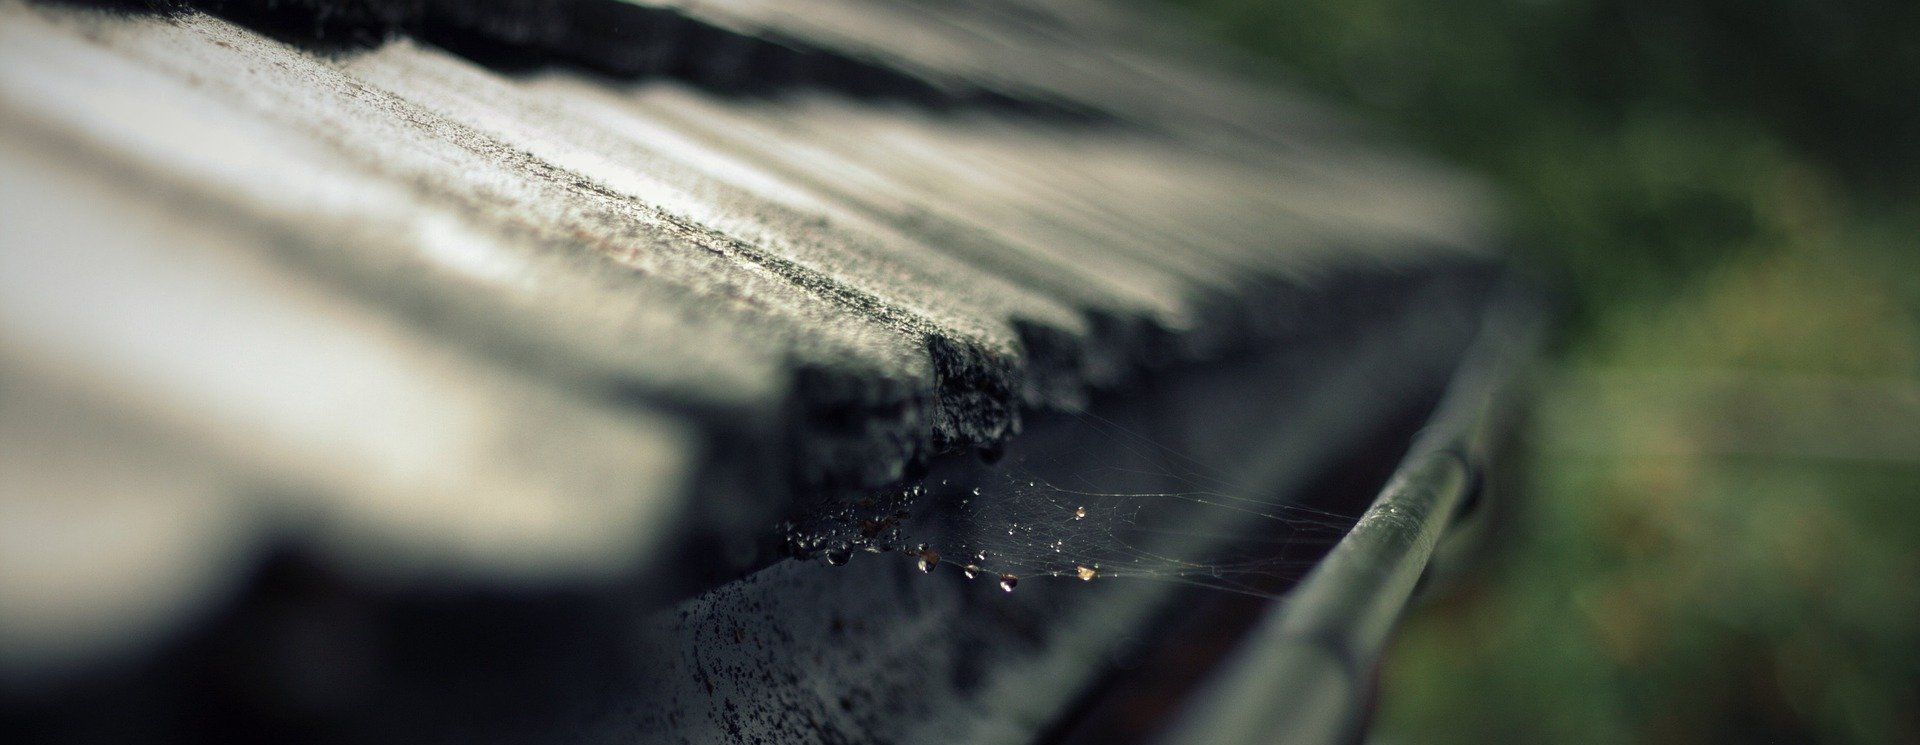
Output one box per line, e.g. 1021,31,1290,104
1160,0,1920,741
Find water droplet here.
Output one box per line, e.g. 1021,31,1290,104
971,487,982,497
1076,565,1099,581
1074,506,1087,520
823,547,850,566
999,575,1019,592
963,566,978,580
916,547,940,573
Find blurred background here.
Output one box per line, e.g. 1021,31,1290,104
1160,1,1920,742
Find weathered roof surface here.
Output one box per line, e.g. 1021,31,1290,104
0,0,1500,708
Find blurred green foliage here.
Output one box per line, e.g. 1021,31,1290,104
1160,0,1920,742
1169,0,1920,327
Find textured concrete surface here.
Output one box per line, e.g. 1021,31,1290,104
0,0,1505,740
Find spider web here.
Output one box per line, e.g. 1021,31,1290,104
785,410,1364,598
